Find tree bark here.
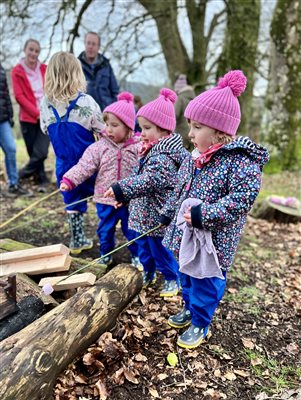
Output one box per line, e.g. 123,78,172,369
266,0,301,170
216,0,260,139
0,264,142,400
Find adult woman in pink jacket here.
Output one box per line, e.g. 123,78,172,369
11,39,49,191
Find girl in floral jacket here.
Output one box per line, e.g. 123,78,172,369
162,71,269,349
105,88,189,296
60,92,142,269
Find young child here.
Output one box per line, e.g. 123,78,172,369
104,88,189,296
162,70,269,348
60,92,142,269
40,51,104,254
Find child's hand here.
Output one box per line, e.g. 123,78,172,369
114,201,123,209
60,183,69,192
183,206,192,224
104,188,115,198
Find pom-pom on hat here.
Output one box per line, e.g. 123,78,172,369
184,70,247,136
103,91,136,130
137,88,177,131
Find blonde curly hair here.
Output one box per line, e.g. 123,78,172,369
44,52,86,103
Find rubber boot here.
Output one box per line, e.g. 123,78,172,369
67,212,93,254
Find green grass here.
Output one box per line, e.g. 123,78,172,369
244,349,301,394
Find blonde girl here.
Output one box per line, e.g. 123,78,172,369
40,51,104,254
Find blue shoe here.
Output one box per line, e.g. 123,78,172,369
168,307,192,328
96,255,113,267
177,324,211,349
131,256,143,272
160,279,179,297
143,272,157,288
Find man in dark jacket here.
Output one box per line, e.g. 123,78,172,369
0,63,30,196
78,32,119,111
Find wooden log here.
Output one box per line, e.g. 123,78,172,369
251,197,301,223
0,295,45,341
0,244,69,264
0,275,17,320
0,253,72,276
0,264,142,400
38,272,96,291
14,273,58,309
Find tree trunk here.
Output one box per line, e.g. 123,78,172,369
216,0,260,140
266,0,301,170
0,264,142,400
137,0,191,83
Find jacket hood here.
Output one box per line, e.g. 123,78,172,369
148,133,188,165
222,136,269,168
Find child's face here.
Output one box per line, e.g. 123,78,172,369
138,117,166,143
188,120,216,153
105,113,129,143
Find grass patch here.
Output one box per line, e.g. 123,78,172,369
244,349,301,394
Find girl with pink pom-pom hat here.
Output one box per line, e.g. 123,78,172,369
60,91,143,269
104,88,189,297
161,70,269,348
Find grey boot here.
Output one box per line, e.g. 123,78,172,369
67,213,93,254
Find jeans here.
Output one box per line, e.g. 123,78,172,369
0,120,18,186
20,121,50,183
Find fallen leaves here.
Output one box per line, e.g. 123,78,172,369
52,217,301,400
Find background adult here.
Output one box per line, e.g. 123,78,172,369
11,39,50,192
174,74,195,150
0,63,30,196
78,31,119,111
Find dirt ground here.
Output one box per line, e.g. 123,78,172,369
0,181,300,400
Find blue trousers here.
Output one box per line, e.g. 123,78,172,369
96,203,138,257
0,121,18,186
136,235,179,281
181,271,227,328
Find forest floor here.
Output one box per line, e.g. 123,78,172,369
0,163,300,400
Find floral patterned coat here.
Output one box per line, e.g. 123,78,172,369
162,136,269,270
112,133,189,236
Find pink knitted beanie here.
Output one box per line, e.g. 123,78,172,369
184,70,247,136
137,88,177,131
103,92,136,130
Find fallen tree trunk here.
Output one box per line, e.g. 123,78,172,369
0,264,142,400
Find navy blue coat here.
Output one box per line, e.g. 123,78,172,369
78,52,119,111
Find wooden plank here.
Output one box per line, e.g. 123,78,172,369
38,273,96,291
0,244,69,264
0,254,72,276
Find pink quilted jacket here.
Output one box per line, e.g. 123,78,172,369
63,133,141,206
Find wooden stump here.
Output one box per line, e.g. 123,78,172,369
251,198,301,223
0,264,142,400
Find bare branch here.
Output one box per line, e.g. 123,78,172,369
67,0,94,53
